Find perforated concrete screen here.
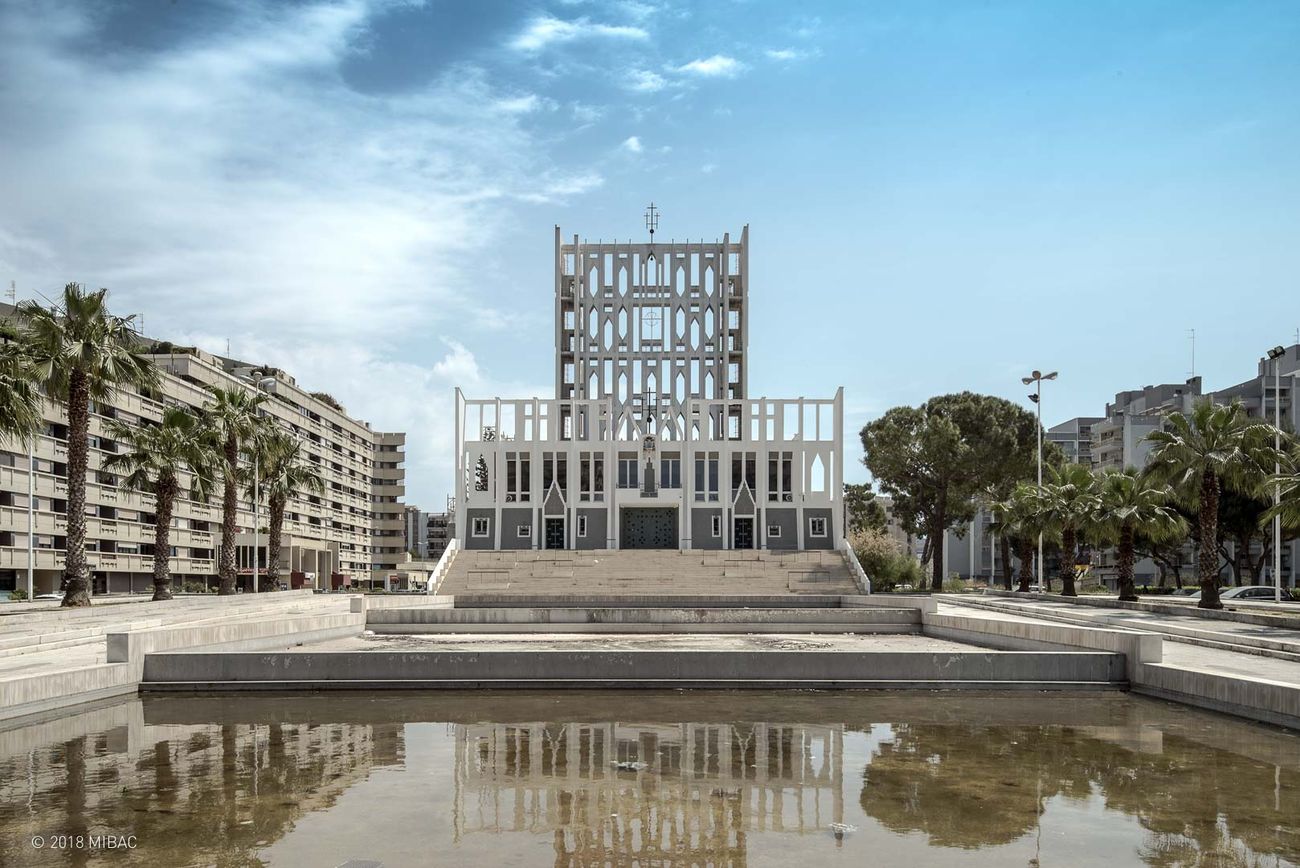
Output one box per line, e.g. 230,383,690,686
453,221,845,553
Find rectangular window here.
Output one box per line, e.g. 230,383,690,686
517,524,531,538
618,457,639,489
694,452,720,502
767,524,782,538
471,517,489,538
660,456,681,488
711,515,721,537
809,517,827,538
768,451,793,502
578,515,588,537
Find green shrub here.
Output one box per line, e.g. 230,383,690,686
8,588,29,602
851,528,925,592
180,580,212,594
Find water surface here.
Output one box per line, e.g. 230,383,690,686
1,691,1297,867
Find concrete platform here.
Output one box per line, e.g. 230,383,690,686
139,631,1127,690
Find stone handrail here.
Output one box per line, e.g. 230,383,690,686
427,538,459,595
837,538,871,594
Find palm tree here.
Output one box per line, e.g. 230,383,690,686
246,430,323,592
203,387,269,595
1263,438,1300,545
1038,463,1101,597
17,285,158,607
0,339,43,445
1144,400,1276,609
991,483,1052,593
1094,468,1186,602
103,407,218,600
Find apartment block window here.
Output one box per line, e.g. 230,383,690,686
517,524,531,538
618,455,639,489
767,524,782,538
711,515,722,537
767,451,793,502
577,515,588,537
809,517,827,538
471,517,490,538
659,455,681,489
694,452,719,502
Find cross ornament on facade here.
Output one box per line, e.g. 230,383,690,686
644,202,659,241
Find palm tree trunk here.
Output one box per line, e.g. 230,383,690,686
61,368,92,607
1059,526,1078,597
1198,469,1223,609
152,472,176,601
267,494,285,591
218,433,238,595
1017,538,1035,592
1000,536,1013,590
1117,523,1138,602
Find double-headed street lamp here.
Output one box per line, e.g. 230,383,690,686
1267,346,1285,604
1022,370,1058,587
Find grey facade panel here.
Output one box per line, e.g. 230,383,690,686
764,508,798,550
691,507,724,550
804,508,834,550
465,508,495,550
501,507,535,551
576,508,608,550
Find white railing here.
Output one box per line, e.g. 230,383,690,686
426,538,459,595
838,537,871,595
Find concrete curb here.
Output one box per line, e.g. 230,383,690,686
980,589,1300,629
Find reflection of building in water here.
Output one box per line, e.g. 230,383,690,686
0,702,404,866
453,721,844,865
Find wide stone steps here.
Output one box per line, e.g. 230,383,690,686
367,605,919,634
437,549,862,596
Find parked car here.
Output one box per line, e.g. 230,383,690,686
33,592,64,601
1170,588,1199,596
1186,585,1285,601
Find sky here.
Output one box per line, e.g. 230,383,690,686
1,0,1298,509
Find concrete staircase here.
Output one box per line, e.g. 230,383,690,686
435,549,863,597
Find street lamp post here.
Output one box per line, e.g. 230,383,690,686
1267,347,1285,603
1022,370,1058,588
26,438,34,600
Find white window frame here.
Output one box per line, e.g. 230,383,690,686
711,515,722,537
809,517,827,538
471,517,489,538
767,524,782,538
517,524,531,538
577,515,588,538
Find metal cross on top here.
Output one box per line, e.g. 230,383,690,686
644,202,659,241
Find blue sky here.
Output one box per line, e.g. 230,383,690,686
1,0,1297,508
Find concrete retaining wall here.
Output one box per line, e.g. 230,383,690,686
140,648,1125,688
981,589,1300,630
922,611,1160,681
1134,663,1300,730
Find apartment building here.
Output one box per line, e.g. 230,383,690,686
1047,416,1103,467
402,505,428,559
0,318,415,595
426,507,453,561
1090,378,1202,472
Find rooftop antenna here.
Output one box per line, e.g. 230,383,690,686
226,338,231,356
1187,328,1196,379
5,281,14,305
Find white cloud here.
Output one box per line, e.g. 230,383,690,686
701,163,716,174
625,69,666,92
675,54,745,77
510,15,648,52
621,136,643,153
570,102,605,124
0,1,598,505
766,46,820,62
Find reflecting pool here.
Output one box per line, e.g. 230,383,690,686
1,691,1297,867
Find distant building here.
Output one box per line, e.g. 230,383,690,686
402,505,428,558
1047,416,1103,467
1091,377,1202,472
426,508,453,561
